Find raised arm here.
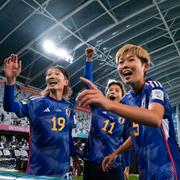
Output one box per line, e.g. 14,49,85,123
3,54,21,85
3,54,28,118
77,77,164,127
84,47,95,83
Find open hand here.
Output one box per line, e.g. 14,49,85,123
3,54,21,84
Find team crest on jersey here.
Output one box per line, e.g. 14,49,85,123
152,89,164,100
118,117,125,124
141,96,146,108
66,107,71,117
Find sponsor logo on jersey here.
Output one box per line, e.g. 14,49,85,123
44,107,50,112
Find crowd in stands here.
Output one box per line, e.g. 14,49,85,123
0,80,32,170
0,135,29,151
0,81,32,127
0,135,29,170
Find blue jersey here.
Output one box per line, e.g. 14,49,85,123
3,84,77,176
84,106,131,168
122,80,180,179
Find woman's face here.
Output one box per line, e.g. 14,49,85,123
45,67,68,92
106,84,123,102
117,54,148,88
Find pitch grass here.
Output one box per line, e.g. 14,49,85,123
74,174,139,180
0,170,139,180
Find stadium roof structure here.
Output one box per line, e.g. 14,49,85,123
0,0,180,107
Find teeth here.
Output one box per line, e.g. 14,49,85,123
49,79,58,84
123,70,132,76
123,70,131,73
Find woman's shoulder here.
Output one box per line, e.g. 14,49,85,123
62,99,74,108
26,95,45,104
145,79,164,90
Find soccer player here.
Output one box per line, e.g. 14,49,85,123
83,48,131,180
83,80,131,180
77,44,180,179
3,54,80,179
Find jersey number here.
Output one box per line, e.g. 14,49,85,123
52,117,65,131
132,122,139,136
102,120,115,134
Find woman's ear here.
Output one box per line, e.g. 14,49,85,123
64,79,69,86
144,62,149,73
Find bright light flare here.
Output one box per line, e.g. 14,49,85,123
43,40,55,53
43,40,73,63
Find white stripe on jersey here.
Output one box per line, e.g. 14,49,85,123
153,81,159,87
162,119,169,140
29,96,41,101
149,81,155,88
156,81,162,87
147,80,162,88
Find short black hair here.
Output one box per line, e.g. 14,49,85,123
54,65,69,80
105,80,125,97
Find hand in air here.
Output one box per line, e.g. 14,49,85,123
3,54,21,84
76,77,111,110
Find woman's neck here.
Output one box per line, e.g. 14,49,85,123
49,90,63,100
131,79,145,93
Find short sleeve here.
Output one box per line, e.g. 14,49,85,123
149,88,165,106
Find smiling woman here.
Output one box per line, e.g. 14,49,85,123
44,65,71,99
3,54,80,179
116,44,150,90
77,44,180,180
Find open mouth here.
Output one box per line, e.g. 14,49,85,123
109,95,116,101
123,70,133,77
48,79,58,86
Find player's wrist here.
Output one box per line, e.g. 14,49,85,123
105,99,115,111
85,47,95,61
112,152,118,160
125,166,130,171
6,78,16,85
86,58,93,62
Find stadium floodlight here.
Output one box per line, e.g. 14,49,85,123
55,49,73,63
43,40,73,63
43,40,55,53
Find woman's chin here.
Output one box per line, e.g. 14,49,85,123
48,87,56,92
123,79,130,84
